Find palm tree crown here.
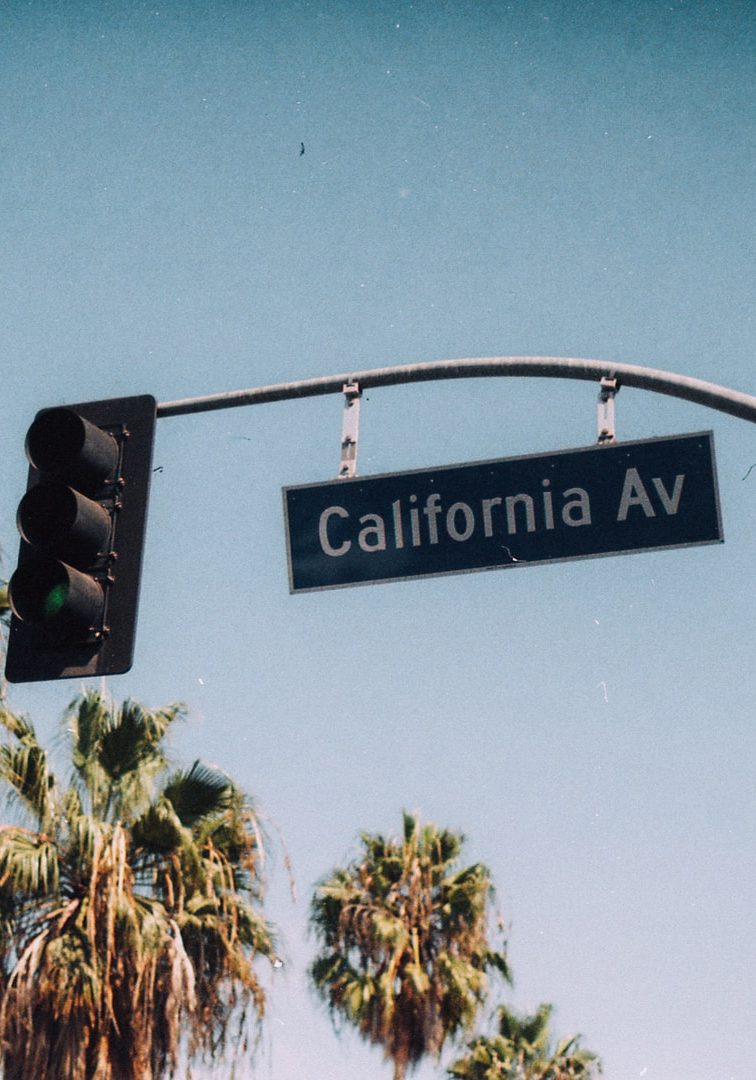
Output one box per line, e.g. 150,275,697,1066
0,690,275,1079
309,811,510,1080
448,1002,602,1079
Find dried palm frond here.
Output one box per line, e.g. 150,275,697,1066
310,812,510,1080
0,692,276,1079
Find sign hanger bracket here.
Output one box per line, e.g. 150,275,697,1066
597,377,619,444
338,381,361,478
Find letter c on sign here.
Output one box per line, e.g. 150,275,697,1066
319,506,351,557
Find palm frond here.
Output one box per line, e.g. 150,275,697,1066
66,692,185,823
132,796,188,855
97,698,180,778
163,760,234,827
0,707,36,745
449,1003,602,1079
0,826,59,898
0,740,56,829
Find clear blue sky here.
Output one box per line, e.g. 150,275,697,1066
1,2,755,1077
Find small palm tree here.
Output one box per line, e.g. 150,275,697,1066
448,1002,601,1079
309,811,510,1080
0,690,276,1079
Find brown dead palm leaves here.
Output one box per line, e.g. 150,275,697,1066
309,812,511,1080
0,691,275,1079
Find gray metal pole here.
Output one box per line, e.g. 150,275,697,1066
157,356,756,424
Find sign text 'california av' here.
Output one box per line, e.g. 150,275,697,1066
283,432,722,593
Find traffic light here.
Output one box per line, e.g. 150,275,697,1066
5,395,156,683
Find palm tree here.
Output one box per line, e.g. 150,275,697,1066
448,1002,601,1079
0,689,276,1079
309,811,510,1080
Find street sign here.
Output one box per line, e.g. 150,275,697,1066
283,432,723,593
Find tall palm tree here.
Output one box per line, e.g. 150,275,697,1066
448,1002,601,1079
309,811,510,1080
0,690,275,1079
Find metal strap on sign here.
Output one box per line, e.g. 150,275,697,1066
338,381,361,478
598,377,619,444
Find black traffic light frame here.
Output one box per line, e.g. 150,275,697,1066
5,395,156,683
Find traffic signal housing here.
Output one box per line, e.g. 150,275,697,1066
5,395,156,683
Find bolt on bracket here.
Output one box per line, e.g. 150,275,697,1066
338,381,362,478
597,377,619,444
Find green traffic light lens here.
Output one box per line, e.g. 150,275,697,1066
8,558,103,640
42,581,70,620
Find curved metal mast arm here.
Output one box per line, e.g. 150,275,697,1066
157,356,756,424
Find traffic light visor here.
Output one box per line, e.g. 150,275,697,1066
17,482,111,559
26,407,118,485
